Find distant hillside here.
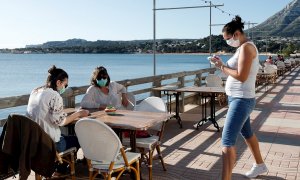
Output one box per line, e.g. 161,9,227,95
19,36,233,54
25,39,152,49
250,0,300,37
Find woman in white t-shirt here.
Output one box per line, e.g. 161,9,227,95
210,16,268,179
27,65,89,152
80,66,129,110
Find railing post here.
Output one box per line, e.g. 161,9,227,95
194,73,202,87
63,88,76,108
152,75,162,97
178,76,185,113
209,68,216,74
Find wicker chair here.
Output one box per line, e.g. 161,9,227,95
35,147,77,180
205,74,226,106
276,61,285,76
264,65,278,84
284,59,292,71
124,96,168,180
0,114,76,180
75,119,140,180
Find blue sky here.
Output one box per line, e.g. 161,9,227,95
0,0,292,48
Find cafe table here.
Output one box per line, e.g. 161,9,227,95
152,85,183,128
175,86,225,131
64,109,170,152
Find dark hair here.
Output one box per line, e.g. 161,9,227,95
222,15,244,35
46,65,68,91
91,66,111,87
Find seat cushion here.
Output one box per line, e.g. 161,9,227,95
123,135,159,149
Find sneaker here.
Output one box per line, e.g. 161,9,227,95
245,163,268,178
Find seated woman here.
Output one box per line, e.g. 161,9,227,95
27,65,89,153
80,66,130,110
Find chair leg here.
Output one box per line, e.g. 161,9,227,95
148,150,154,180
136,160,140,180
156,145,167,171
70,151,76,180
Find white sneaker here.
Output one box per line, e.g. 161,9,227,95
245,163,268,178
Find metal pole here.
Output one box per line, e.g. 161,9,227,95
153,0,156,76
153,2,223,72
209,1,212,58
247,21,250,37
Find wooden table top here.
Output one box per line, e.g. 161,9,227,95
65,109,170,131
152,85,178,91
175,86,225,93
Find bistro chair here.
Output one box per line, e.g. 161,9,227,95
0,114,76,180
290,59,296,68
75,119,141,180
124,96,168,180
284,59,292,71
276,61,285,76
35,148,77,180
205,74,226,106
264,65,278,84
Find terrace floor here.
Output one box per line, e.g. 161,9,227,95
9,67,300,180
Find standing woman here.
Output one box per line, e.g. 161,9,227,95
27,65,89,152
211,16,268,179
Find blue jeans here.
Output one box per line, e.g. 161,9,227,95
55,135,80,153
222,96,256,147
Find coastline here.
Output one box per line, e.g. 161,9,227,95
0,51,275,56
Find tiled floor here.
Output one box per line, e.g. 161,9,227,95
7,67,300,180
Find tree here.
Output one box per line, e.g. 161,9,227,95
282,43,296,57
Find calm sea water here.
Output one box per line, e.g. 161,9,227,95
0,53,267,118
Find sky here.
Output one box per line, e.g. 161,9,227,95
0,0,293,49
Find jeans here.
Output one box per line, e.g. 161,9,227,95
55,135,80,153
222,96,256,147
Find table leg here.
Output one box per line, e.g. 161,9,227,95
196,93,220,131
209,93,220,132
129,130,137,152
174,92,183,128
196,93,207,129
168,92,172,113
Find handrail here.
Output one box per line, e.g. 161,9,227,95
0,67,216,122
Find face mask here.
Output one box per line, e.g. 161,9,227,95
97,79,107,87
226,35,240,47
59,87,66,94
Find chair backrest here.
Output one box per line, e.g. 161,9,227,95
276,61,285,68
135,97,167,132
205,74,223,87
284,59,291,66
135,96,167,113
126,92,136,110
75,119,121,162
264,65,277,74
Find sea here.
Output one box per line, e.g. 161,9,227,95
0,53,267,119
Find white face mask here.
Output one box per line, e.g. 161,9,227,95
226,35,240,47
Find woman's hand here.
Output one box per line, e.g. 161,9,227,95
210,56,224,69
77,109,89,118
64,109,89,125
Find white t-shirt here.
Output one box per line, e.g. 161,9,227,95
27,87,67,142
80,81,127,109
225,42,260,98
